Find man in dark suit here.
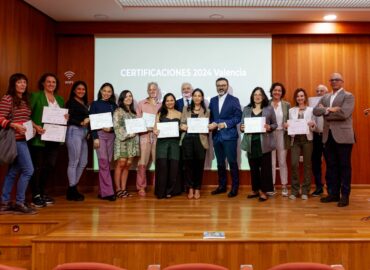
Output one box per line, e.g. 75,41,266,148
176,82,193,112
208,77,242,197
313,73,355,207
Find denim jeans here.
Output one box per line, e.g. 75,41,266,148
66,126,88,187
2,141,34,204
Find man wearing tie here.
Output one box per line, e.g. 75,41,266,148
176,82,193,113
313,73,355,207
311,84,328,197
208,77,242,197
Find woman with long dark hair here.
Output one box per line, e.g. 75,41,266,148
113,90,140,198
240,87,277,201
89,83,117,201
65,80,90,201
179,88,210,199
154,93,182,199
29,72,65,207
0,73,38,214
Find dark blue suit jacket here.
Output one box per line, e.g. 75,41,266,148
176,98,185,113
209,94,242,142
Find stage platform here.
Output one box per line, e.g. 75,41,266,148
1,187,370,270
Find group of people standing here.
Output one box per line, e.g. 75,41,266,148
0,71,355,215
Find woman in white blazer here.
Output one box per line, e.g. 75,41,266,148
288,88,316,200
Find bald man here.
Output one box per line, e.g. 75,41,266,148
313,73,355,207
311,84,329,197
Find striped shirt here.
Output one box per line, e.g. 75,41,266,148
0,95,32,140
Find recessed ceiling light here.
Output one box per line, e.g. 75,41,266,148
209,14,224,20
323,14,337,21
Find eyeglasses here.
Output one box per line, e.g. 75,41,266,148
329,79,342,82
216,84,228,87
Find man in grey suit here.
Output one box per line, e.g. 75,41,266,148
313,73,355,207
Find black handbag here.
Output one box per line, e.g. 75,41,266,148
0,102,17,165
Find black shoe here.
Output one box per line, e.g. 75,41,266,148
227,190,238,198
42,194,55,205
320,195,340,203
338,196,349,207
311,189,324,197
32,195,47,208
100,195,116,201
247,193,260,199
13,203,37,215
74,187,85,201
211,187,227,195
66,187,75,201
0,202,14,214
259,196,268,202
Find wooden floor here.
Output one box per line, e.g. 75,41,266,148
2,186,370,270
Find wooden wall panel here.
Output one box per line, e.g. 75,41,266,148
0,0,56,95
272,35,370,184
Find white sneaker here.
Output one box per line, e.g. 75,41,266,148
281,186,288,197
289,194,296,200
301,194,308,200
266,187,277,196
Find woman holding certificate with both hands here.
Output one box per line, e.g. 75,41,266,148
180,88,210,200
153,93,182,199
89,83,118,201
113,90,140,198
287,88,316,200
29,73,65,208
240,87,277,202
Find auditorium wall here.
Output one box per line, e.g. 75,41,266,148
1,0,369,188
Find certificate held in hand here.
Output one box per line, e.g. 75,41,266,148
157,122,179,138
125,118,147,134
42,106,68,125
187,118,209,133
287,119,309,135
142,112,156,128
41,124,67,142
244,117,266,133
90,112,113,130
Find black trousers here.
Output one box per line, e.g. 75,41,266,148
29,142,60,197
182,135,206,190
312,132,327,190
248,152,274,193
325,131,353,197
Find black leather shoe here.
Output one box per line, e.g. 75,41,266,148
338,197,349,207
258,196,268,202
227,191,238,198
211,187,227,195
247,193,259,199
320,195,340,203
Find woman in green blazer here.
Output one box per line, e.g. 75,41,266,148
29,73,65,208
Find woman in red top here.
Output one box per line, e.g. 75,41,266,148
0,73,40,215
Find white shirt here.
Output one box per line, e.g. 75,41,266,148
218,93,228,114
47,98,60,108
330,88,343,107
272,101,284,130
183,98,191,107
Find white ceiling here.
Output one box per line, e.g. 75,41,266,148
24,0,370,22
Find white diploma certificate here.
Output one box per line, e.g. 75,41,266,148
142,112,156,128
157,122,179,138
41,124,67,142
23,120,34,141
308,96,322,108
187,118,209,133
287,119,309,135
244,117,266,133
125,118,147,134
89,112,113,130
41,107,68,125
